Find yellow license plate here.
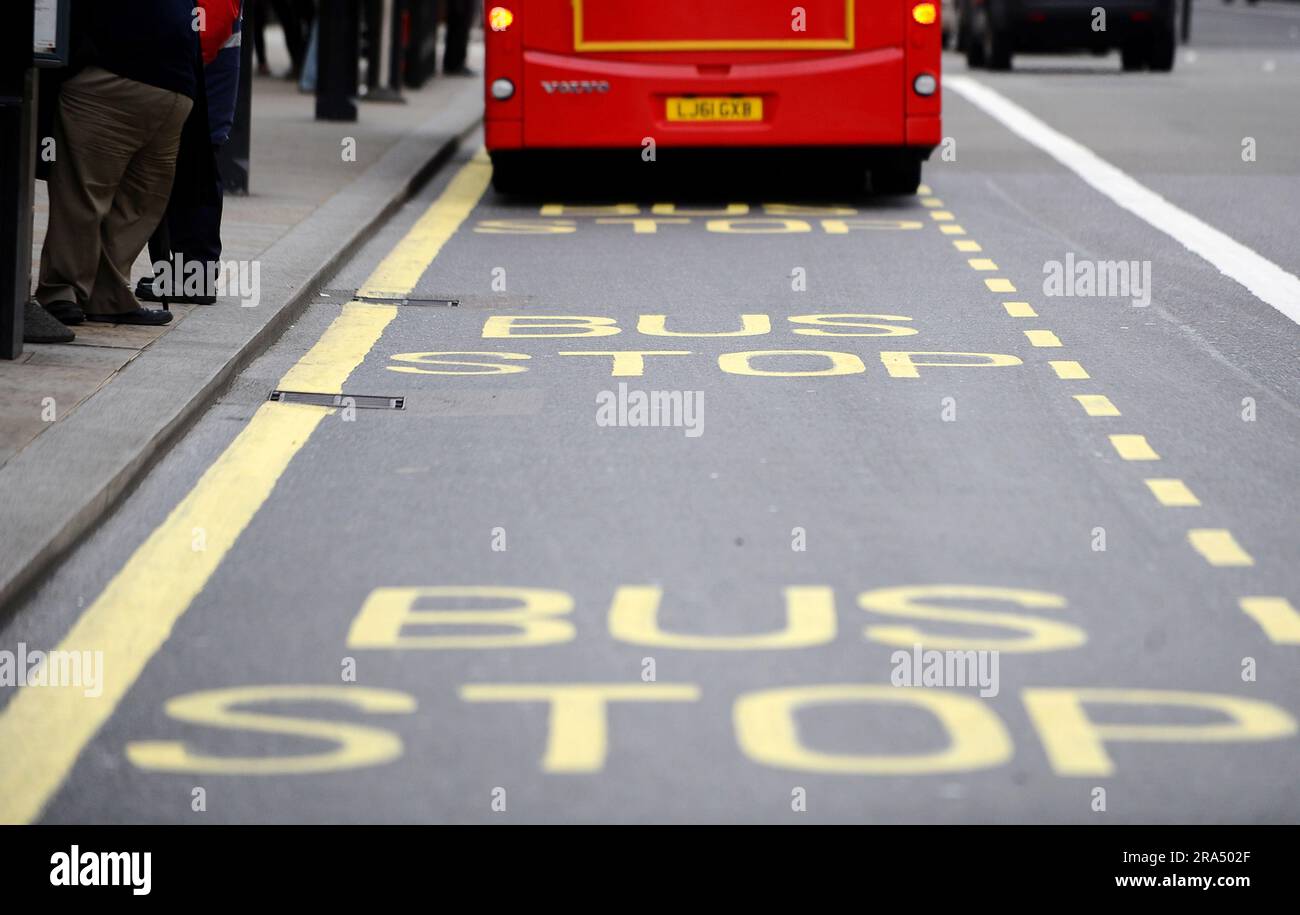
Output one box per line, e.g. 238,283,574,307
666,96,764,122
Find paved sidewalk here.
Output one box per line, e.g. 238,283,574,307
0,43,483,610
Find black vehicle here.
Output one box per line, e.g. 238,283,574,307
956,0,1177,71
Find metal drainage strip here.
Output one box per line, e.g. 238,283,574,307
268,391,406,410
352,295,459,307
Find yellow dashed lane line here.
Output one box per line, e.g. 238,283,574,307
1024,329,1062,347
1188,529,1255,567
1109,434,1160,461
1239,597,1300,644
1049,360,1088,379
929,190,1285,639
1145,478,1201,507
1073,394,1121,417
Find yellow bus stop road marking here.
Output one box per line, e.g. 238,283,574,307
0,150,493,825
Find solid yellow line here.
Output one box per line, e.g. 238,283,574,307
985,278,1016,292
1110,434,1159,460
1188,529,1255,567
1073,394,1121,417
1024,329,1062,347
1050,360,1087,379
359,148,492,300
1239,597,1300,644
279,305,397,394
939,224,966,235
1003,301,1036,317
953,239,982,252
1145,478,1201,507
0,152,491,825
968,258,998,271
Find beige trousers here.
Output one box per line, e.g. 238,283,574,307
36,67,193,315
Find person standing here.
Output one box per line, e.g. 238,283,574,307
443,0,476,76
34,0,201,327
139,1,244,307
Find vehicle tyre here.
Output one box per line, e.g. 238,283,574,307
490,152,531,195
1147,29,1176,72
871,158,922,196
976,10,1012,71
985,29,1012,70
1121,45,1146,71
964,11,986,67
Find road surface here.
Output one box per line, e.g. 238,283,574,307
3,1,1298,824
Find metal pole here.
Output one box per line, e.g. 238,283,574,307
316,0,359,121
1,3,38,358
363,0,404,101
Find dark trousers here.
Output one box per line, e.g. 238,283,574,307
36,68,192,315
147,146,226,296
443,0,473,73
249,0,268,68
270,0,316,75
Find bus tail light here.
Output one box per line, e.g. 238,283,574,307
489,6,514,31
912,3,937,25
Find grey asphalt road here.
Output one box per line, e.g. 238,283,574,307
3,2,1298,824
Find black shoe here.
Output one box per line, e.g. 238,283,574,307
136,276,216,306
85,307,173,326
444,66,477,77
22,301,75,343
42,299,85,326
134,277,160,302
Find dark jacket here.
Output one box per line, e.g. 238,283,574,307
73,0,200,99
37,1,218,206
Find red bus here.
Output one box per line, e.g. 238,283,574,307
482,0,943,194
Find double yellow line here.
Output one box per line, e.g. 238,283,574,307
0,150,493,825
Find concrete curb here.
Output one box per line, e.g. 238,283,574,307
0,87,483,614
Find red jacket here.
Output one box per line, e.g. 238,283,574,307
199,0,242,65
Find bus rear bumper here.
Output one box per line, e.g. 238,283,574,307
487,48,935,152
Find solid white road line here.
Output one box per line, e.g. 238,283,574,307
947,75,1300,328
